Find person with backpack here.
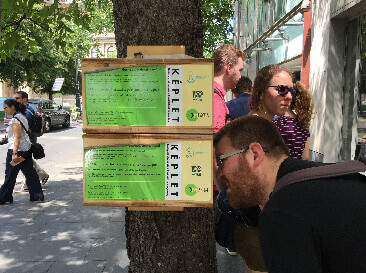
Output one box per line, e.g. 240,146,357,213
1,99,44,203
214,115,366,273
212,44,245,256
15,91,49,189
212,44,245,196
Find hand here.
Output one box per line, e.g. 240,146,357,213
12,154,20,163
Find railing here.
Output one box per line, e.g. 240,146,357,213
235,0,303,51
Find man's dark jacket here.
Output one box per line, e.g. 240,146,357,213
259,157,366,273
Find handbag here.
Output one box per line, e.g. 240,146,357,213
14,116,45,159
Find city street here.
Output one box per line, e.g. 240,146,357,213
0,122,245,273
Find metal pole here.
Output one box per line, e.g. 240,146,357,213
75,57,80,108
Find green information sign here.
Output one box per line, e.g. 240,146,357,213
85,66,166,126
84,145,165,200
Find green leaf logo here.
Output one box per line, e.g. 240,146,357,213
186,109,198,121
185,184,197,196
187,71,195,83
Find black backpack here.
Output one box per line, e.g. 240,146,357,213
26,109,43,136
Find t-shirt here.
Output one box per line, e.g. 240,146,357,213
6,113,31,151
25,104,35,126
226,93,251,120
214,81,230,134
259,157,366,273
272,116,310,159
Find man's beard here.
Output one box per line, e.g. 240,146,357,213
226,158,266,208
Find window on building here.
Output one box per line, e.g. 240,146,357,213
107,46,117,58
91,47,103,58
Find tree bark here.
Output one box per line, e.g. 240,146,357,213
111,1,217,272
111,0,203,58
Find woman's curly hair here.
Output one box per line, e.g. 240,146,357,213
292,81,314,129
249,64,293,111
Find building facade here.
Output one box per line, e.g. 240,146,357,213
234,0,366,163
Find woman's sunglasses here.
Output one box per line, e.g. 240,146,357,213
268,85,299,99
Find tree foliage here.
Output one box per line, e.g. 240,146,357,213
0,0,89,62
0,0,234,93
0,0,114,94
202,0,235,57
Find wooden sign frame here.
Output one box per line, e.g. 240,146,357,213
83,133,213,209
81,58,214,135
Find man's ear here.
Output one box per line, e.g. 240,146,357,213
248,142,266,167
226,62,233,74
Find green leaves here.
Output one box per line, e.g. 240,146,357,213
202,0,235,57
0,0,91,61
0,0,114,95
0,0,235,94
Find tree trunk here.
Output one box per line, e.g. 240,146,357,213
112,0,203,58
111,1,217,272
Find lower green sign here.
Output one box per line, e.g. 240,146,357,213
85,144,165,200
84,141,212,202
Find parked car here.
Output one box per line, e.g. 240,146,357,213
28,99,70,132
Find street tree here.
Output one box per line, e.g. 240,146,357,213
111,0,217,272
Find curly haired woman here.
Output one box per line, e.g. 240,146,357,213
272,81,314,159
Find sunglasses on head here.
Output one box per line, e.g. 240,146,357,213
268,85,299,99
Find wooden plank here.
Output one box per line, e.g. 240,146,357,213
83,134,213,208
83,126,213,135
81,58,213,72
127,45,185,57
83,200,211,208
128,207,185,211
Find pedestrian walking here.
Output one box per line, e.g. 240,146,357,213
0,99,44,204
15,91,49,191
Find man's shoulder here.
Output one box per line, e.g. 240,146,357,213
277,158,324,179
26,104,35,113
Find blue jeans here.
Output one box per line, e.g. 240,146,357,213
0,149,43,201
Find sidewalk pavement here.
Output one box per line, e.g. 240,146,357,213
0,172,245,273
0,172,128,273
0,123,129,273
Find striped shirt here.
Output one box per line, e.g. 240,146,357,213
272,116,310,159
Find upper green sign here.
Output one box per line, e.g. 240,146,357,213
85,66,166,126
84,64,213,127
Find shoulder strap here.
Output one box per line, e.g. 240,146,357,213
273,159,366,194
26,108,34,116
214,89,235,122
214,89,224,100
13,116,32,137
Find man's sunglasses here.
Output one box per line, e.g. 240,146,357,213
14,97,21,100
216,147,269,169
268,85,299,99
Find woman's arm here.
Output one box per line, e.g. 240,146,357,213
11,123,21,162
302,137,310,160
